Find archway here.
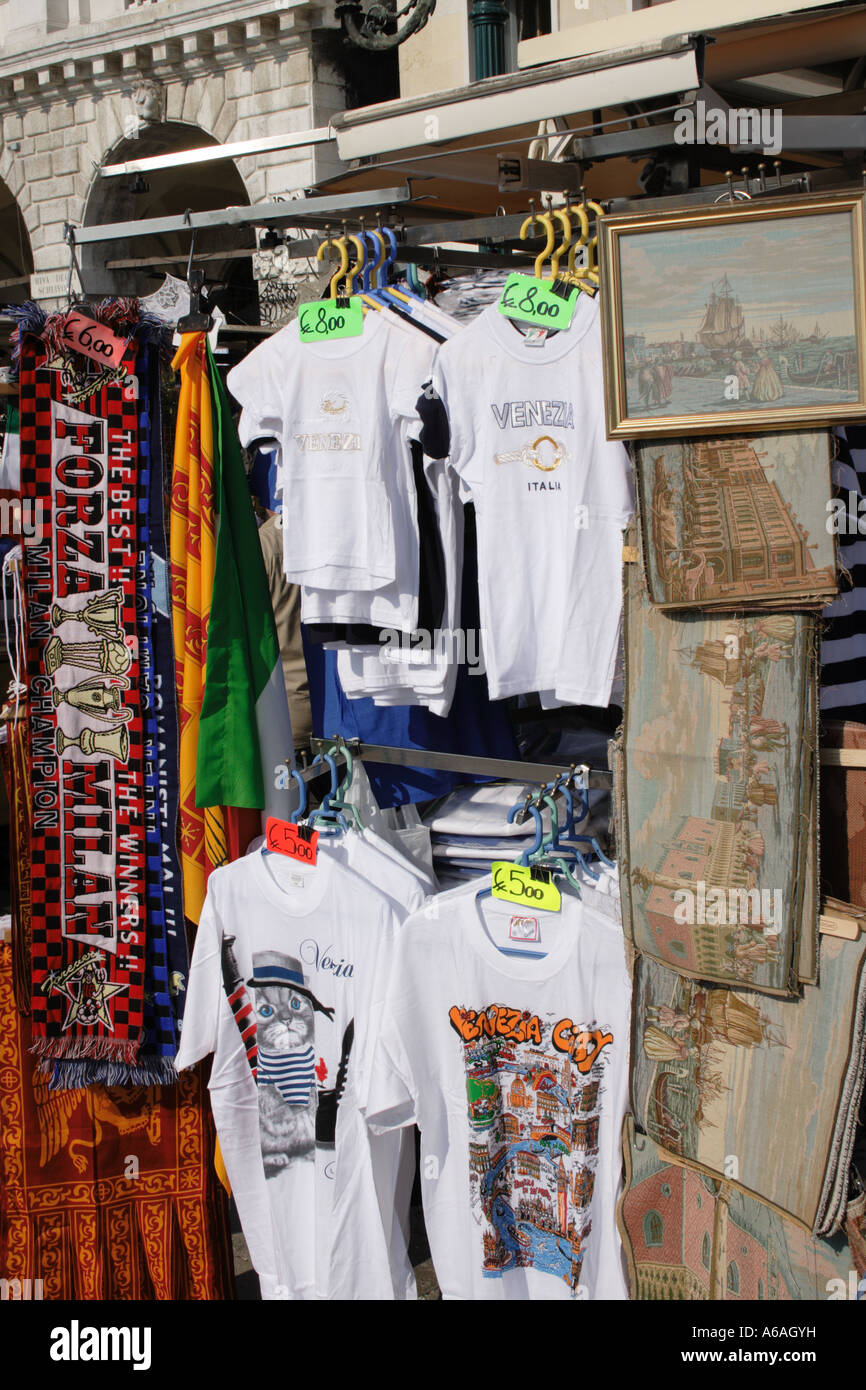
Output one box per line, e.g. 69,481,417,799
82,122,258,324
0,176,35,372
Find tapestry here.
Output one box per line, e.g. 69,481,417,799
170,333,226,926
630,938,866,1235
0,943,234,1299
618,550,818,995
632,432,837,609
846,1190,866,1281
19,309,149,1065
618,1119,857,1301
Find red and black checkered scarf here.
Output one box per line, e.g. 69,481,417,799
19,306,149,1064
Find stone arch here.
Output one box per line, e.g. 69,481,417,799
81,120,258,322
0,173,34,306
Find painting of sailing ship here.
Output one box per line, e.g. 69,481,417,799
634,432,838,608
630,940,866,1232
618,554,818,995
600,196,866,437
619,1120,858,1300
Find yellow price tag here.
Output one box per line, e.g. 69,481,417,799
491,862,561,912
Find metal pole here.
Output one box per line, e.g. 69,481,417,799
470,0,510,80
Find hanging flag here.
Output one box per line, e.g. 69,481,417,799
170,333,226,926
195,343,293,823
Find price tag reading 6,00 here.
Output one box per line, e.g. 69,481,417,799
265,817,318,866
59,311,130,370
497,273,579,331
298,298,364,343
491,861,561,912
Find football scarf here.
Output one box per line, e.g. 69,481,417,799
145,351,188,1024
134,345,177,1074
170,333,227,926
19,304,148,1066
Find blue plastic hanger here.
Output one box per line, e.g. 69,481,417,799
545,778,600,882
528,790,584,893
261,767,309,857
404,260,425,299
476,801,544,901
307,752,350,832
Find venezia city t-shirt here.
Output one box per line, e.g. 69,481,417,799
174,847,405,1300
432,297,634,703
354,880,633,1299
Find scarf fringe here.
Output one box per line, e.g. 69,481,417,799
38,1056,178,1091
29,1034,140,1064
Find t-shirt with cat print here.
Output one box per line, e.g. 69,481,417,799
175,846,412,1300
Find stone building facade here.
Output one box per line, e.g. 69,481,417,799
0,0,354,310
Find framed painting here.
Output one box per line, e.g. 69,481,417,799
599,193,866,439
632,430,838,609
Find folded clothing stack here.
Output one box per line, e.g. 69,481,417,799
422,779,611,887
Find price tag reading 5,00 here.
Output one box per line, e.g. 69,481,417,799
265,817,319,866
491,861,561,912
299,298,364,343
497,273,578,331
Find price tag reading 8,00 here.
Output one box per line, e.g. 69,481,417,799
497,273,579,331
298,298,364,343
491,861,561,912
265,817,318,866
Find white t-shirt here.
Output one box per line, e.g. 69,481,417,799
174,847,404,1300
299,417,425,631
432,299,634,703
337,456,463,715
227,312,435,592
356,880,632,1300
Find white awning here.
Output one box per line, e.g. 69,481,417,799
332,42,701,161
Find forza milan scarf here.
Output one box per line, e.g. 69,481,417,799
19,308,148,1065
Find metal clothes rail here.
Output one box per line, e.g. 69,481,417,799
306,737,614,789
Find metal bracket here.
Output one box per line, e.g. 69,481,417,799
497,154,582,195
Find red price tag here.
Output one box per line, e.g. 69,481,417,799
265,817,318,866
59,312,129,370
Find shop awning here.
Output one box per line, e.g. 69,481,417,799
331,39,702,161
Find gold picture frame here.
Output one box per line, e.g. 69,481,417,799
599,192,866,439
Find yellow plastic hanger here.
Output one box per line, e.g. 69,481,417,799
566,198,603,292
342,234,368,298
549,207,573,280
316,232,350,300
520,205,556,279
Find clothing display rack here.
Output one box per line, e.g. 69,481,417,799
5,0,866,1321
306,737,614,789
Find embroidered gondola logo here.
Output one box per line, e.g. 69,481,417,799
320,392,349,416
494,436,569,473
